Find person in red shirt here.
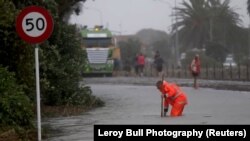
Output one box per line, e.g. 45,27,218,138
137,53,145,77
190,54,201,89
156,80,188,117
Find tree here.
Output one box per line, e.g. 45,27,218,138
152,40,172,65
173,0,209,49
54,0,87,22
0,0,37,100
39,23,91,106
205,42,228,62
119,38,141,71
0,66,34,134
0,0,103,139
174,0,241,49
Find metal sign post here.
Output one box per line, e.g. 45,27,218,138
35,45,41,140
16,6,54,141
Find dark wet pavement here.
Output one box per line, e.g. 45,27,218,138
43,77,250,141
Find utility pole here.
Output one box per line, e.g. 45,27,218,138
174,0,180,67
154,0,179,66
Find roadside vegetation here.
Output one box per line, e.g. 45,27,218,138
0,0,103,140
2,0,250,140
118,0,250,75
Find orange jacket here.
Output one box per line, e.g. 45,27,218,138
159,81,187,108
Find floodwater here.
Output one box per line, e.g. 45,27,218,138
44,84,250,141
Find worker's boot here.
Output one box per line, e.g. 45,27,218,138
164,108,168,117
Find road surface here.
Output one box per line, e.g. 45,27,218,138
44,78,250,141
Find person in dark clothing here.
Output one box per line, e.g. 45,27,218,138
113,58,120,76
155,56,164,76
154,51,164,77
134,54,139,76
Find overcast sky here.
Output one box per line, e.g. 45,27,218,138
69,0,249,35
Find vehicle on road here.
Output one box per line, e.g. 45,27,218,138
80,25,120,76
223,54,237,68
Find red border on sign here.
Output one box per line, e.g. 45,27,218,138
16,6,54,44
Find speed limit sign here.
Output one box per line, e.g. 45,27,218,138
16,6,54,141
16,6,54,44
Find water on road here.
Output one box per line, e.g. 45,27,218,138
44,84,250,141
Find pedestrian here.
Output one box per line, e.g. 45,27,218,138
190,54,201,89
134,53,139,76
112,48,121,76
156,80,188,117
113,58,120,76
137,53,145,77
154,51,164,77
154,50,160,60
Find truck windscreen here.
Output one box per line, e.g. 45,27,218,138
83,38,112,47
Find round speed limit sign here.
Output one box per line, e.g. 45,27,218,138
16,6,54,44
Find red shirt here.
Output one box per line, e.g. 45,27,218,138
190,58,201,73
137,55,145,65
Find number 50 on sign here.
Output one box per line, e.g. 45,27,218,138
16,6,54,141
16,6,53,44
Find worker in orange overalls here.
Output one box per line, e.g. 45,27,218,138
156,80,188,117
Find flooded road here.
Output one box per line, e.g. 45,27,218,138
44,83,250,141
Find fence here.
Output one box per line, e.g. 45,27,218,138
144,63,250,81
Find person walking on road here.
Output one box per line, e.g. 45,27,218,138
137,53,145,77
190,54,201,89
156,80,188,117
134,53,139,76
153,51,164,77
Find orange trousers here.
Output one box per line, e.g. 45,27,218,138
164,94,187,117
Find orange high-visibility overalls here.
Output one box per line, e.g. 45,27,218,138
159,81,188,116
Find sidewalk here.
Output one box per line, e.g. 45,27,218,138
83,76,250,92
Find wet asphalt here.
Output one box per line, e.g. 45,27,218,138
43,77,250,141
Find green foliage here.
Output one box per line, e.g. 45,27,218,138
39,23,92,106
152,40,172,64
135,29,172,61
136,29,169,45
119,38,141,70
0,0,16,28
66,85,104,106
54,0,86,22
175,0,248,65
0,0,102,140
205,42,228,63
175,0,241,48
0,0,36,101
0,66,34,128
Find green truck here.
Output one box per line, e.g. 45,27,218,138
80,26,120,76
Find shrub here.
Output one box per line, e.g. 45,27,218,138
0,66,34,129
